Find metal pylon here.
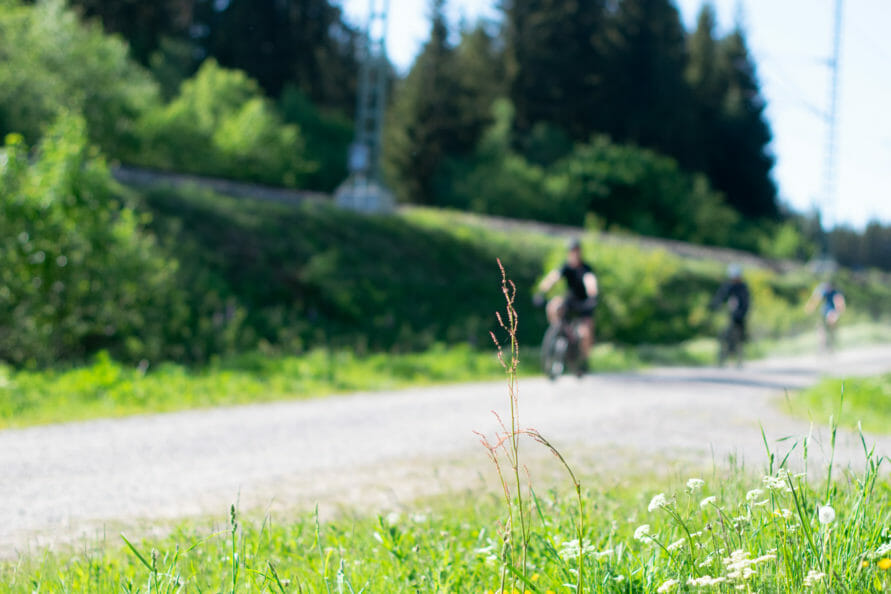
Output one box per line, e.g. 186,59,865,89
335,0,394,213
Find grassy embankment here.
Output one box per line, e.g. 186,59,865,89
783,372,891,434
3,183,891,428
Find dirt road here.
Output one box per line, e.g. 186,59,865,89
3,345,890,556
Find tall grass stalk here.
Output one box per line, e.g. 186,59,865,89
480,260,585,593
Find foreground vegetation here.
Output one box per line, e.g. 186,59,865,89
3,421,890,593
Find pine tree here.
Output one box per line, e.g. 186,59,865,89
503,0,609,143
602,0,696,165
708,26,778,219
384,0,487,204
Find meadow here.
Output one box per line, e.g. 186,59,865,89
3,273,891,593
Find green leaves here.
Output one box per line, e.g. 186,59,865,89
0,115,180,366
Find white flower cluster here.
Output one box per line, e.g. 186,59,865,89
557,538,602,562
648,493,669,512
773,508,794,520
762,469,793,493
687,575,727,587
699,496,717,509
803,569,826,587
818,504,836,525
875,542,891,557
656,578,679,592
686,478,705,493
723,549,776,582
634,524,652,542
745,488,768,506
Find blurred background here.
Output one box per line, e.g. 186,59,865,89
1,0,889,376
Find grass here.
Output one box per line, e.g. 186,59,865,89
4,272,891,592
3,431,891,592
782,373,891,435
4,320,890,430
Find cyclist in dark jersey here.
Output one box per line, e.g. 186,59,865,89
535,239,599,369
805,281,846,350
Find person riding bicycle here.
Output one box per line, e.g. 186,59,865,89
709,264,750,365
804,280,846,350
535,239,598,373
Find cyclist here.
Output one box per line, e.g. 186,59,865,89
804,280,846,350
535,238,598,373
709,264,750,366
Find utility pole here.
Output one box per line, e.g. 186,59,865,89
820,0,843,252
335,0,394,213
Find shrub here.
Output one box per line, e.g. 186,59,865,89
134,59,316,187
0,116,181,366
0,0,158,157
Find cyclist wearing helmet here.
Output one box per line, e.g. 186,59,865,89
805,280,846,350
535,239,599,371
710,264,750,365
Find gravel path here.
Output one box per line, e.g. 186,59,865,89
3,345,891,557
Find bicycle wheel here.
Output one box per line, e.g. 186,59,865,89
541,324,567,380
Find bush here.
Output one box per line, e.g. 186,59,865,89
0,0,159,156
279,85,353,191
0,116,181,366
434,100,739,246
133,59,316,187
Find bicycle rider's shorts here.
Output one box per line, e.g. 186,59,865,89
565,296,596,319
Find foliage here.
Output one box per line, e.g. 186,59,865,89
0,0,159,156
278,85,353,191
829,220,891,272
133,59,316,187
4,422,891,592
0,346,535,429
0,116,181,367
384,0,491,203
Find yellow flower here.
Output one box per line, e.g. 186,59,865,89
861,560,870,568
531,573,540,582
878,558,891,570
546,591,556,594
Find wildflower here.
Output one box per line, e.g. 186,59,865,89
667,538,686,552
762,470,793,492
634,524,651,541
648,493,669,512
530,573,540,582
876,542,891,556
818,505,836,525
557,538,597,561
878,558,891,570
803,569,825,587
745,488,764,502
656,578,679,592
687,575,727,586
700,496,717,509
773,508,793,520
861,560,869,568
687,478,705,492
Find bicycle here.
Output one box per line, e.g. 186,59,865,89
537,297,588,380
717,320,745,368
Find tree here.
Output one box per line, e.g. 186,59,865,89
708,27,778,219
602,0,696,166
195,0,358,110
503,0,609,144
0,0,159,156
66,0,195,64
384,0,485,203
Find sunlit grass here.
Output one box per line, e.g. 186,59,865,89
781,373,891,435
3,426,890,593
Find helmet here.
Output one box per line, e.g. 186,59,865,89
727,264,742,279
567,238,581,251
